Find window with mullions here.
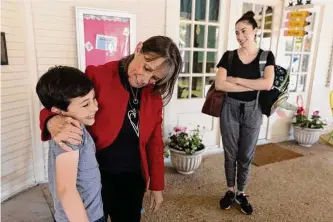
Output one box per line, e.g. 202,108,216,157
179,0,220,99
280,9,316,93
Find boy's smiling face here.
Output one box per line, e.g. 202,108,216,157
52,89,98,126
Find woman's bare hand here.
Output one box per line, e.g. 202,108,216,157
47,115,83,151
149,190,163,213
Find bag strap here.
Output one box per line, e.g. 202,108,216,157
259,50,269,77
227,50,234,71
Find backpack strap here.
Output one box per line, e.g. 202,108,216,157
259,50,269,77
227,50,234,71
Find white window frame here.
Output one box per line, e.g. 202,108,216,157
178,0,222,100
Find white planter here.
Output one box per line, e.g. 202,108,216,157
169,147,205,175
293,126,323,147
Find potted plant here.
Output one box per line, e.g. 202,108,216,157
292,107,326,147
165,126,205,174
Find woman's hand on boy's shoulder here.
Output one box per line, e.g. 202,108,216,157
48,115,83,152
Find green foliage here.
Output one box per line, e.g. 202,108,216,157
165,125,205,156
292,109,326,129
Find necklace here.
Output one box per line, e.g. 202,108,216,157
126,84,140,137
126,83,140,116
129,85,139,105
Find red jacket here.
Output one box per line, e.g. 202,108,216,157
40,61,165,191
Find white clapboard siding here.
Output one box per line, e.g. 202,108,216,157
1,126,30,141
1,164,34,187
1,92,28,102
1,168,35,201
1,72,28,80
1,118,31,134
1,100,29,111
1,85,29,96
1,140,32,160
1,0,36,201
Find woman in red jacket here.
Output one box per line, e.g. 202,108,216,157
39,36,182,222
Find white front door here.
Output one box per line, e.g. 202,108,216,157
164,0,226,150
227,0,283,141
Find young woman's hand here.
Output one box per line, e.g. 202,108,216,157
47,115,83,151
150,190,163,213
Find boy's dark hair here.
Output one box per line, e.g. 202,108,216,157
36,66,93,111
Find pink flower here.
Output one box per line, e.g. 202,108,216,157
174,126,181,132
173,126,188,134
313,110,319,116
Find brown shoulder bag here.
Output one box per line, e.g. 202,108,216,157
201,50,234,117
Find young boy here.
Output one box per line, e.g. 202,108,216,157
36,66,104,222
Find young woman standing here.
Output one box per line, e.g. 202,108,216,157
215,11,275,215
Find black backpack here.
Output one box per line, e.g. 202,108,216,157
258,51,290,117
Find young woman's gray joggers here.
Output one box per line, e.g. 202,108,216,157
220,96,262,191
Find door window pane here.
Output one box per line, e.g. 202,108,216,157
289,74,298,92
209,0,220,21
207,26,218,49
254,5,264,29
282,54,292,71
294,37,303,52
264,7,273,30
192,51,203,73
285,37,293,52
194,25,205,48
291,55,301,73
304,34,312,52
261,32,271,50
242,3,253,14
178,77,190,99
191,77,204,98
179,23,191,48
297,75,306,92
263,18,272,30
206,52,216,73
195,0,206,21
181,51,190,73
301,55,310,72
180,0,192,20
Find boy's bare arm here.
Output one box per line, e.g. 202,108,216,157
56,150,89,222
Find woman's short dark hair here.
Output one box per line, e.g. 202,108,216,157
36,66,94,111
120,36,182,105
236,11,258,29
